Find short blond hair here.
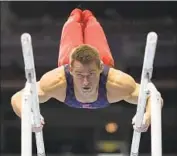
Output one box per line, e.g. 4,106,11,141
70,44,101,68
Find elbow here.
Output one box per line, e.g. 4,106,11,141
11,93,19,112
11,94,17,114
10,91,22,117
11,90,22,106
11,94,16,108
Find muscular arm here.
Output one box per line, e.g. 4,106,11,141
107,68,162,115
107,68,136,103
107,68,149,111
11,66,66,117
107,68,145,104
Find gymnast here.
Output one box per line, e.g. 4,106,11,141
11,8,163,133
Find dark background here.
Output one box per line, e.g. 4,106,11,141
1,1,177,155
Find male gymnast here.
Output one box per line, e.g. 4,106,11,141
11,9,163,133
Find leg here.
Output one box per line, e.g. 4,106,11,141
83,10,114,67
58,8,84,66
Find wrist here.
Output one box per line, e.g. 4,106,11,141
145,111,151,118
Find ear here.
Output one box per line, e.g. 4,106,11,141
100,61,104,72
69,65,73,75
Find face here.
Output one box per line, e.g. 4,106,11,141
70,60,103,97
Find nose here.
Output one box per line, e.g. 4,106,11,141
83,76,89,86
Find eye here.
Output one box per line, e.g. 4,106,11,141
77,74,83,78
89,73,96,76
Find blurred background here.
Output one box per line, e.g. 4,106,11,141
1,1,177,156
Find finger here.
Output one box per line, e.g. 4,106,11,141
32,127,43,133
133,127,142,133
132,118,136,124
136,125,148,130
32,125,44,132
133,125,148,132
139,124,148,129
41,120,45,125
140,127,148,132
40,116,44,121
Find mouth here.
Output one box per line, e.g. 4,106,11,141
82,87,91,92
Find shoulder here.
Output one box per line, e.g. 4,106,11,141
106,68,136,94
39,66,66,93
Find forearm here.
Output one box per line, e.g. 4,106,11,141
145,94,163,116
123,83,139,105
145,82,164,116
125,93,151,114
124,83,154,115
145,96,151,115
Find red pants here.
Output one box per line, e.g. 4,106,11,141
58,9,114,67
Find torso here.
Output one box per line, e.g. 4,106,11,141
48,65,133,108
